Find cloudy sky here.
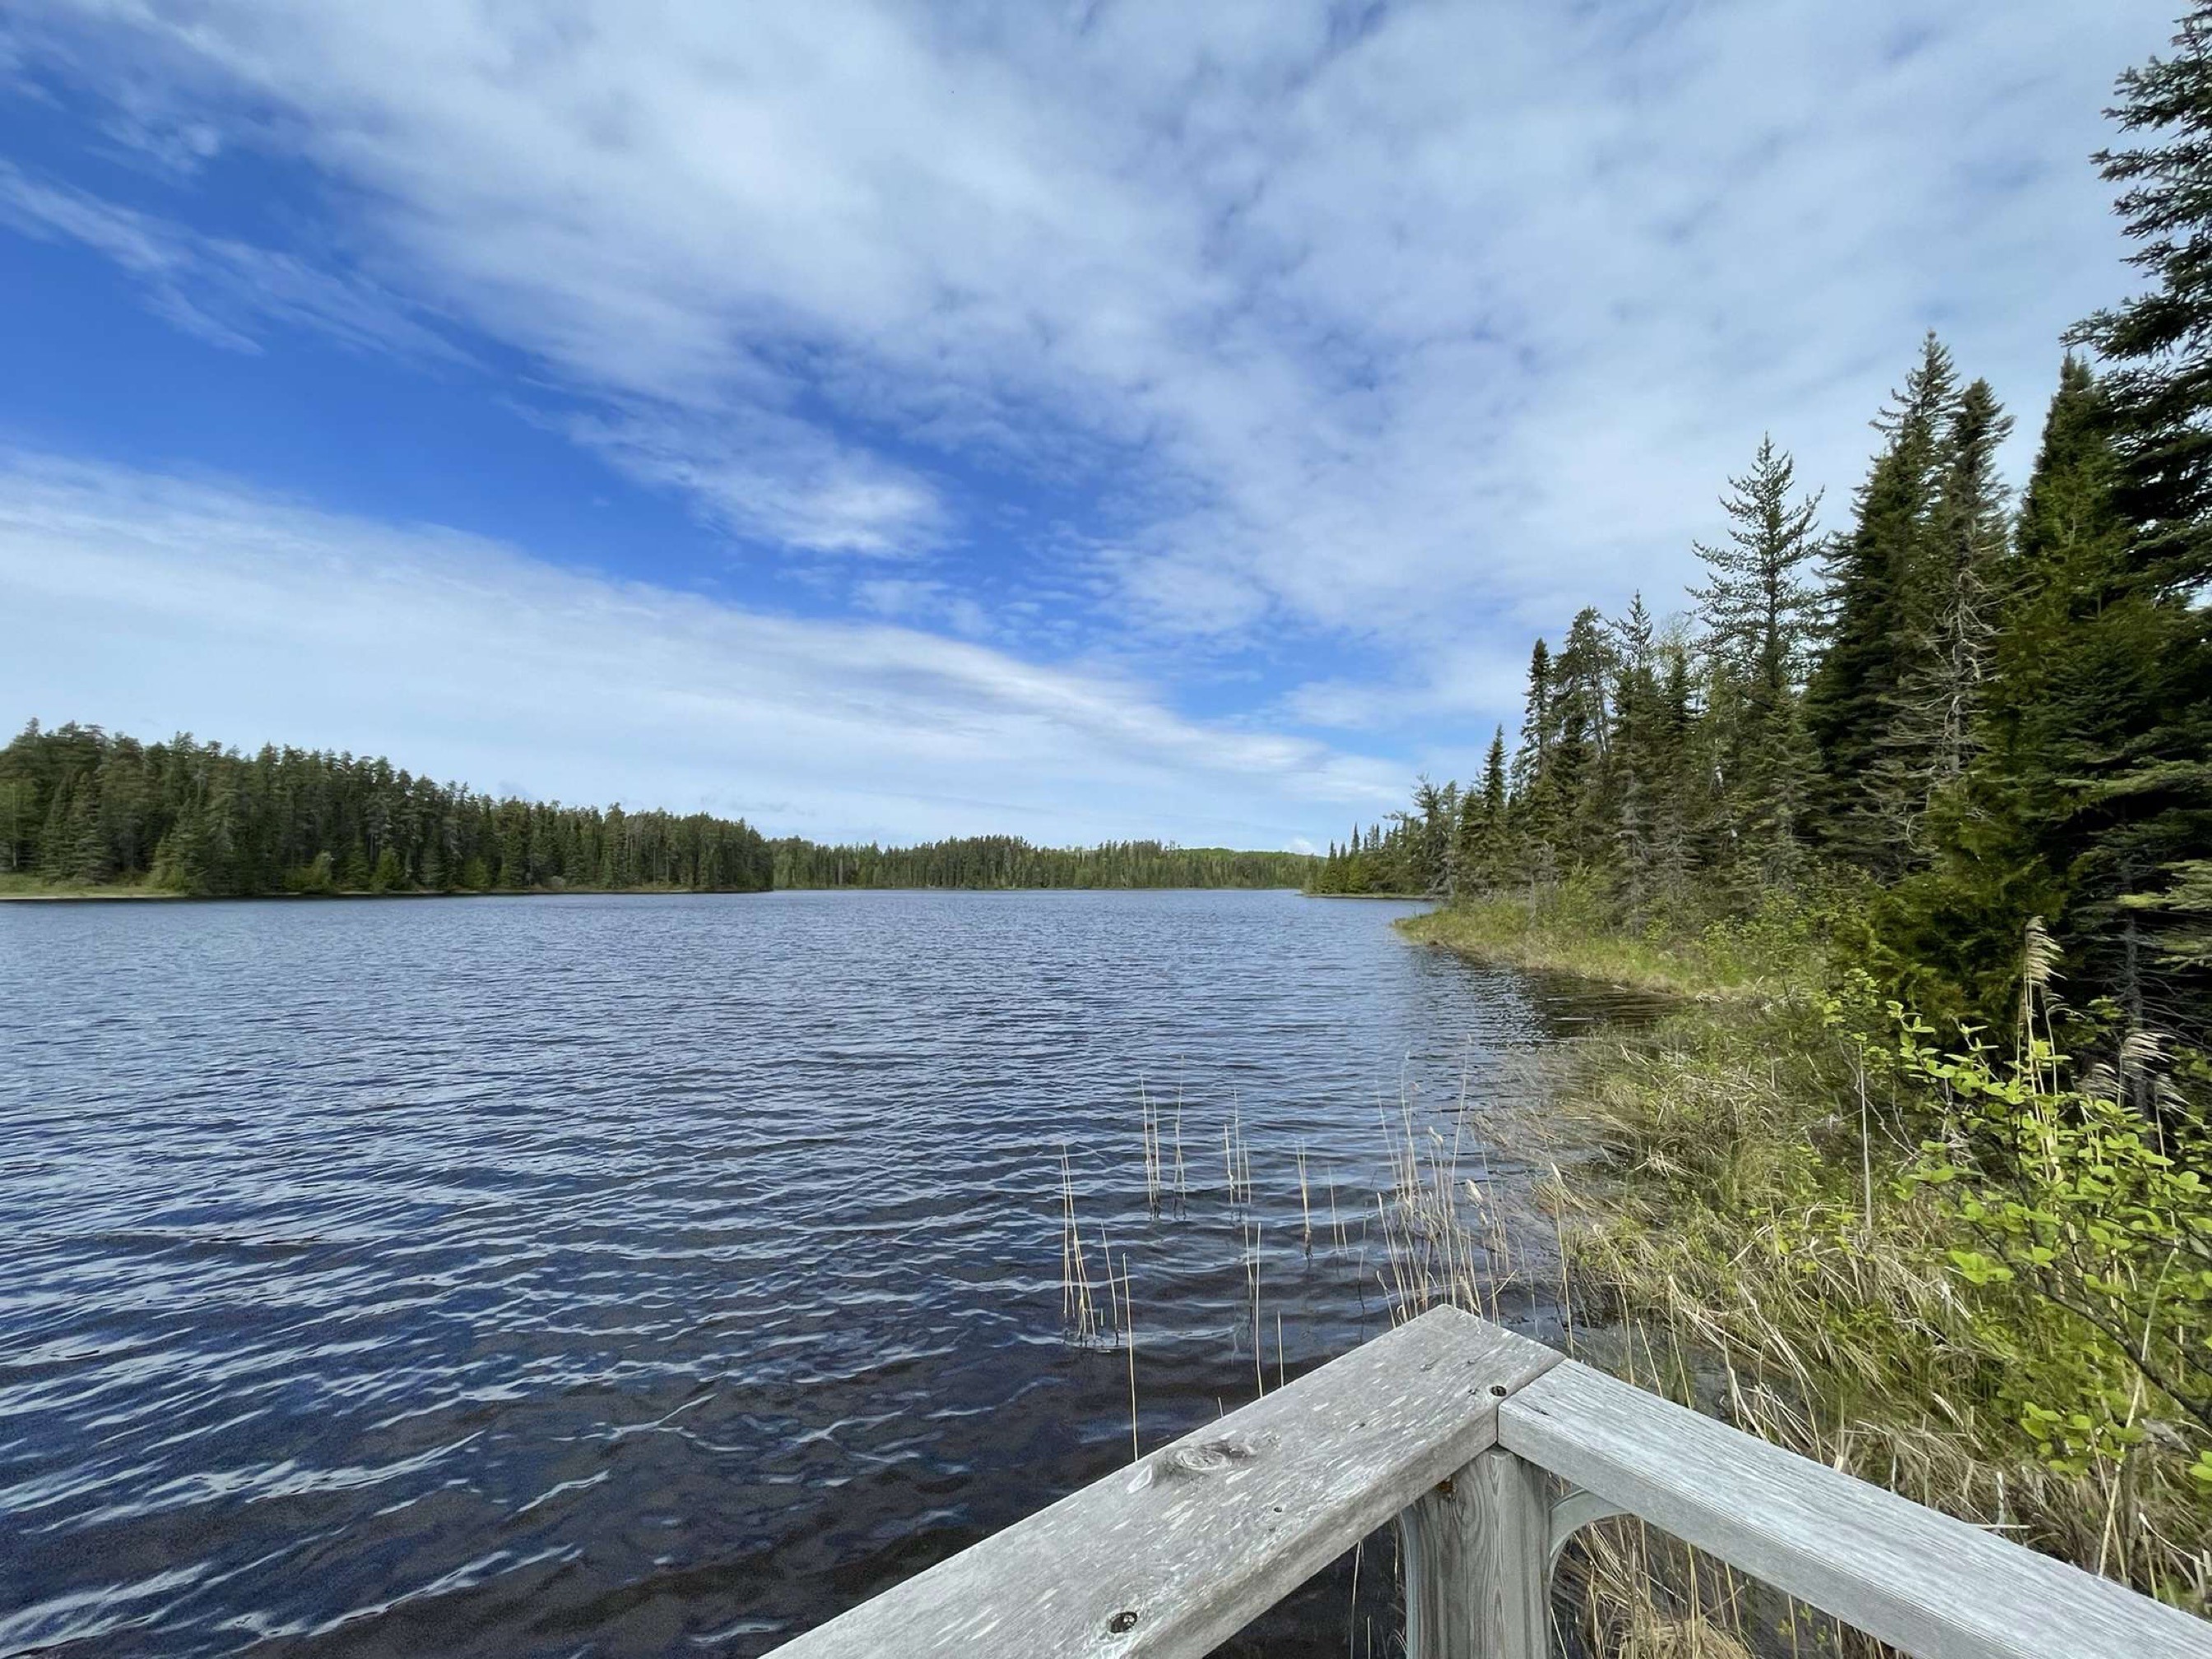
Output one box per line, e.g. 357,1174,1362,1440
0,2,2175,848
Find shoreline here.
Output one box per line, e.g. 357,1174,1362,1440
1299,890,1431,901
1398,890,2211,1623
0,882,767,904
0,881,1313,904
1394,899,1782,1001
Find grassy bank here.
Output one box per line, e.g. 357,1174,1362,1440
0,871,180,900
1399,884,1816,1000
1398,891,2212,1644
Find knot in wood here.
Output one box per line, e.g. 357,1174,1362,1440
1146,1432,1276,1484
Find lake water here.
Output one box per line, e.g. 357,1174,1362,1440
0,889,1623,1657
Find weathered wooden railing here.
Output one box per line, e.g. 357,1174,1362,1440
764,1307,2212,1658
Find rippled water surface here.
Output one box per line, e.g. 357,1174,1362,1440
0,890,1624,1657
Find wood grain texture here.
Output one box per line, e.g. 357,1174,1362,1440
1401,1446,1550,1659
1500,1359,2212,1659
764,1308,1562,1659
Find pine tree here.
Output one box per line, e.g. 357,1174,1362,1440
1607,596,1661,916
1551,607,1614,865
1647,643,1699,904
1510,639,1553,798
1509,640,1562,895
1693,437,1825,890
2075,4,2212,595
1805,332,1958,863
1405,778,1455,895
1467,726,1509,894
36,774,75,881
67,783,111,884
1691,434,1824,699
2054,16,2212,1033
1861,378,2014,867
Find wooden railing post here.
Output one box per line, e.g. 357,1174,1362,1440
1401,1446,1549,1659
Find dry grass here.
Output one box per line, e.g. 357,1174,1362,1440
1397,885,1813,1001
1397,895,2212,1651
0,870,178,899
1053,904,2211,1654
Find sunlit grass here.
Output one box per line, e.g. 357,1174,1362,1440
1398,884,1818,1000
1399,886,2212,1638
0,870,174,899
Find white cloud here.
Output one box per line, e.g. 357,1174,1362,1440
0,158,461,362
560,403,948,559
0,451,1405,843
4,0,2177,737
849,576,990,639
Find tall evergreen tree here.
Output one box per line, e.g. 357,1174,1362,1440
1805,332,1958,864
1862,378,2014,865
1607,595,1662,916
1509,640,1563,893
1691,434,1824,700
1890,361,2123,1016
1551,606,1615,863
1693,436,1825,890
2053,13,2212,1032
1466,727,1509,892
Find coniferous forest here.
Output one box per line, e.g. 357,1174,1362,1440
1370,22,2212,1602
769,835,1311,890
0,722,1317,897
0,723,780,896
1323,51,2212,1050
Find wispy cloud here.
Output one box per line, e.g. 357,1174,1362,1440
0,158,461,362
2,0,2173,746
561,402,948,559
0,451,1405,843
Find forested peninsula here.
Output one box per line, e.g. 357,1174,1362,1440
0,723,1314,898
1322,340,2208,1041
1338,23,2212,1624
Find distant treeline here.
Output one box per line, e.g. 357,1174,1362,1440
771,834,1312,890
0,723,1312,896
0,723,777,895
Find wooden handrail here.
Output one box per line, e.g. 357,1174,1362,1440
761,1307,2212,1658
1502,1361,2212,1659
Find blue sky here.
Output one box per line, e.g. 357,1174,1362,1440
0,2,2177,849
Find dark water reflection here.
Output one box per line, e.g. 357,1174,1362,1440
0,890,1652,1657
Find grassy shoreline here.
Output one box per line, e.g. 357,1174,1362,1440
0,872,183,900
1398,884,1809,1000
1398,893,2212,1636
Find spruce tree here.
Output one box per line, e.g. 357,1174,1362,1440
1692,436,1825,890
36,774,75,881
1861,377,2014,867
1472,727,1509,893
2056,15,2212,1033
67,784,111,884
1607,596,1661,916
1509,640,1562,894
1647,642,1700,904
1551,607,1614,866
1805,332,1958,864
1691,434,1824,699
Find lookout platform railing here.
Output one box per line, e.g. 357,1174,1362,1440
763,1306,2212,1659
